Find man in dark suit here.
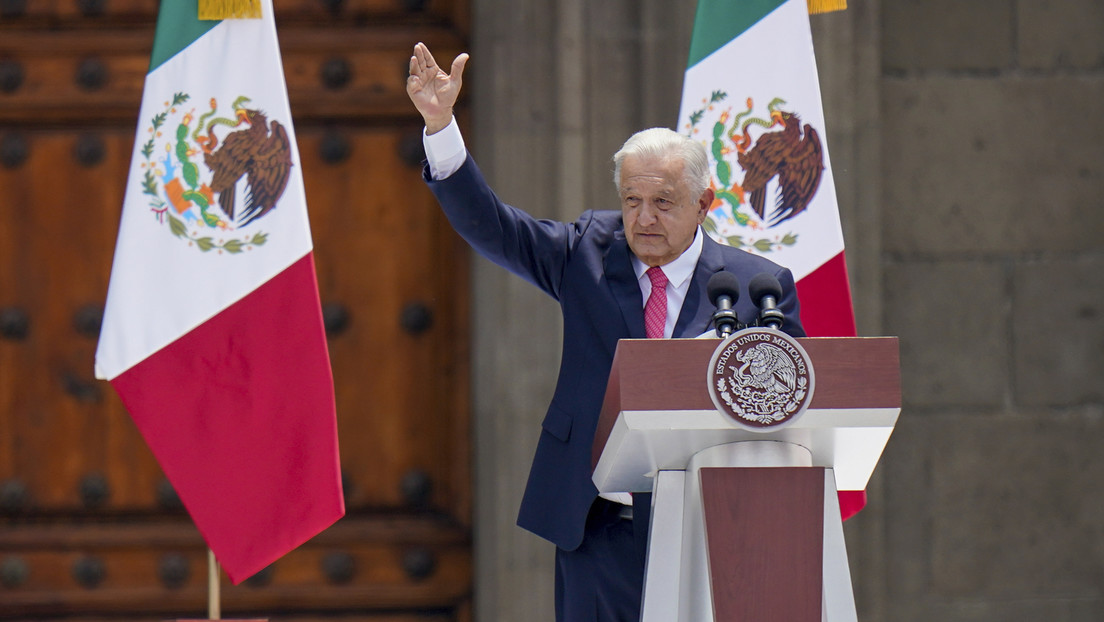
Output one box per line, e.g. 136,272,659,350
407,42,805,622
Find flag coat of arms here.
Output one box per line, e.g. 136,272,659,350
95,0,344,582
678,0,865,517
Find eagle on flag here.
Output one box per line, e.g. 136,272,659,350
738,109,824,227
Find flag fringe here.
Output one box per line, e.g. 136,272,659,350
807,0,847,14
198,0,262,20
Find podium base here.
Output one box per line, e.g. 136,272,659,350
640,440,857,622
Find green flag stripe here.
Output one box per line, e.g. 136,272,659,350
686,0,787,69
149,0,219,73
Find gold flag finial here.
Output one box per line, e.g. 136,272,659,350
807,0,847,14
198,0,262,20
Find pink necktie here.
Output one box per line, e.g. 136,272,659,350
644,267,668,339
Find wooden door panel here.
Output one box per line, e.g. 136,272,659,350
0,24,465,124
1,0,464,25
0,129,163,515
0,615,459,622
0,517,470,616
1,2,470,618
300,126,469,520
0,126,471,616
0,135,469,517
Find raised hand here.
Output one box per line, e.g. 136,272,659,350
406,42,469,135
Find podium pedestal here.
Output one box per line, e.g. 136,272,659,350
592,337,899,622
643,441,856,622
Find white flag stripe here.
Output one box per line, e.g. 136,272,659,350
678,0,843,281
96,14,313,380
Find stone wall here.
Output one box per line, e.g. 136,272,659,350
466,1,1103,620
878,1,1104,620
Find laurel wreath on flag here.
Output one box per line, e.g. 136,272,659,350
138,92,269,254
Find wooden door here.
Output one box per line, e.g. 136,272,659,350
0,2,471,620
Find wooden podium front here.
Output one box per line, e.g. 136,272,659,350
591,337,900,622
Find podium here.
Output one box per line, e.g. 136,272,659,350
591,336,900,622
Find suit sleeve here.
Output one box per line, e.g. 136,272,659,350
424,154,592,302
774,265,807,338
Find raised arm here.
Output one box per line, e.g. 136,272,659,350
409,43,580,302
406,42,469,135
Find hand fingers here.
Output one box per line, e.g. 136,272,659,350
410,44,470,96
408,45,425,81
413,42,437,74
406,56,425,95
450,53,469,82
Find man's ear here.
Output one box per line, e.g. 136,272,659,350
697,188,715,223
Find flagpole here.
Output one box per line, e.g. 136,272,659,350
208,548,221,620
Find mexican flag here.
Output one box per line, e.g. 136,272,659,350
678,0,865,518
95,0,344,582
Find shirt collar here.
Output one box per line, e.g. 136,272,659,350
631,227,704,289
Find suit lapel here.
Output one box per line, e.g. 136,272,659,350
604,232,646,339
673,233,725,338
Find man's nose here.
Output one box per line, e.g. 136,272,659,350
639,202,659,225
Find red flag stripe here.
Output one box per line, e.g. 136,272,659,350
795,250,865,518
795,251,857,338
111,253,344,582
837,490,867,522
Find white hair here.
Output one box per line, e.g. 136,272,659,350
612,128,710,198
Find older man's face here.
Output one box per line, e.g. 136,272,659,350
619,154,711,267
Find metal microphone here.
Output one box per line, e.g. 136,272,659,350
748,272,785,329
706,272,741,337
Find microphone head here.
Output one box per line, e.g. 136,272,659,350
707,271,741,306
748,272,783,306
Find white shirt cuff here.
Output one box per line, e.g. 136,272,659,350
423,117,467,180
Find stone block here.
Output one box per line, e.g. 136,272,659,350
883,0,1013,72
1071,599,1104,622
1018,1,1104,70
930,415,1104,597
883,77,1104,255
892,599,1076,622
884,414,1104,616
881,415,932,600
1013,255,1104,406
884,260,1008,408
640,0,694,129
844,466,888,622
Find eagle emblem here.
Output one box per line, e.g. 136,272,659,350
136,92,293,253
684,92,825,253
707,328,814,430
732,343,798,395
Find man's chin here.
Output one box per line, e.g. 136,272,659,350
629,237,665,253
630,247,671,266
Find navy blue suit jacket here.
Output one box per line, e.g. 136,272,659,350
426,155,805,551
